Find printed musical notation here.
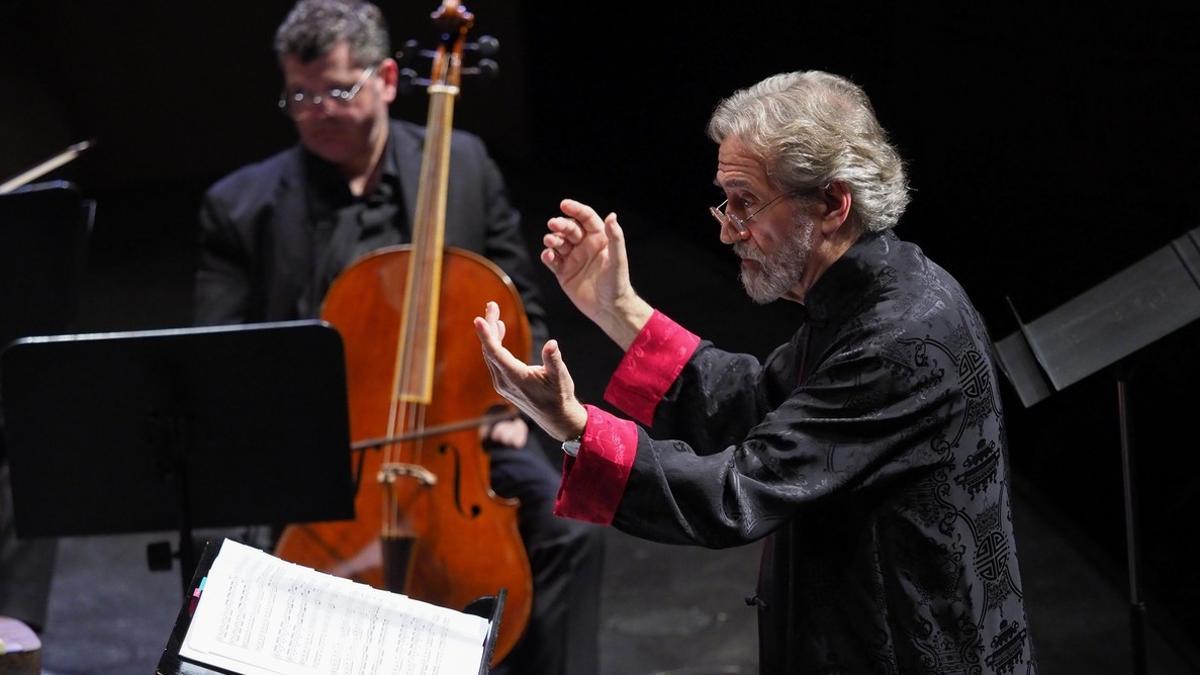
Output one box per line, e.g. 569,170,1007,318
178,539,489,675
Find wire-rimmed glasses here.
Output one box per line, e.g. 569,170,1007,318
709,186,825,235
709,191,796,236
278,65,378,116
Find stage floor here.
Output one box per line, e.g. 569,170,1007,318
32,476,1197,674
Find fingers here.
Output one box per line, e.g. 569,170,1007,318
559,198,606,234
604,212,629,266
482,301,506,341
543,199,617,275
475,302,495,338
473,315,501,352
541,339,559,366
543,232,568,249
473,302,505,354
474,303,528,373
547,198,591,249
544,216,583,272
542,231,575,263
541,339,574,389
544,220,578,252
604,211,622,241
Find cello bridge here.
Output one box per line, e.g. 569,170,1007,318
377,463,438,487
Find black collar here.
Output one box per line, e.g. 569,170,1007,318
803,230,897,327
301,130,403,218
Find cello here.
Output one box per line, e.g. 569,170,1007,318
273,1,533,663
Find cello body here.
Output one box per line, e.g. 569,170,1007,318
274,245,533,661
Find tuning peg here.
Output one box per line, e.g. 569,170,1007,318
397,68,430,96
463,59,499,79
396,39,421,65
395,39,438,65
467,35,500,57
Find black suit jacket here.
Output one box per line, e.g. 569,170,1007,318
195,119,547,347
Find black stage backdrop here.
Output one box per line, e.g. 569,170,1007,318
2,0,1199,655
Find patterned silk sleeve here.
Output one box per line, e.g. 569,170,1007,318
553,404,640,525
556,308,960,545
555,310,766,525
607,318,965,549
603,311,702,424
554,311,701,525
606,311,796,454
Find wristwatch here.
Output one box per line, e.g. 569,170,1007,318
561,436,581,457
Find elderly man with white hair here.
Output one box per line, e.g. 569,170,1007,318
476,70,1036,673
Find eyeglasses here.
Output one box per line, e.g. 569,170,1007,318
710,189,800,236
278,65,378,115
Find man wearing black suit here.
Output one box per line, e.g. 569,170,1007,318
194,2,602,674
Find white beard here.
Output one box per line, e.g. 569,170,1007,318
734,214,816,304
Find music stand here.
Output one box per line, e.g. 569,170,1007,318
0,320,356,592
994,225,1200,675
0,181,93,360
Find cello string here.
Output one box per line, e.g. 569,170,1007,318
405,85,452,475
388,83,444,529
383,44,457,538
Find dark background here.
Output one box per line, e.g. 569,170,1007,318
3,0,1200,663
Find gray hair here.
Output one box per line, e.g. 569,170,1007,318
707,71,910,232
274,0,390,67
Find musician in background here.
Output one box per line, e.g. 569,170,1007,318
194,2,602,673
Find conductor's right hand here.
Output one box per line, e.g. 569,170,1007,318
542,199,652,350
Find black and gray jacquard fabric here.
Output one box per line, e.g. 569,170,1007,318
613,230,1036,673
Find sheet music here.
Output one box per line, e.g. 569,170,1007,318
178,539,489,675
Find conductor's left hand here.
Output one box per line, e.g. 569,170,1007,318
474,301,588,442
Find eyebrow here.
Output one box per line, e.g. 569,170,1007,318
713,177,754,190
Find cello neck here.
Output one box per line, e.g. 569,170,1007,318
397,3,473,404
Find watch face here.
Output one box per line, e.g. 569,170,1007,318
561,440,581,457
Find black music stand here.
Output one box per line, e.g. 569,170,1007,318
464,591,507,675
994,225,1200,675
0,180,92,629
0,180,93,360
0,321,356,592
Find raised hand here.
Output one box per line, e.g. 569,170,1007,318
542,199,653,350
473,301,588,442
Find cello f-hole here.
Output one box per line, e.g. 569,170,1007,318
438,442,474,518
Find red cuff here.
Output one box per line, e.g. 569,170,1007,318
553,404,638,525
603,310,701,426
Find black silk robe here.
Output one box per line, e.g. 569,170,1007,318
565,230,1036,673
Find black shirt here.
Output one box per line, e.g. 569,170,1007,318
298,141,408,318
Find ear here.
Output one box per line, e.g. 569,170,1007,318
376,57,399,104
815,181,853,236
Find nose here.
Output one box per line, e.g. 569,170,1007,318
718,218,748,245
295,92,342,117
291,101,334,122
719,223,737,245
311,97,339,116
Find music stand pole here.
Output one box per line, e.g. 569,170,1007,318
1116,370,1147,675
167,413,198,595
